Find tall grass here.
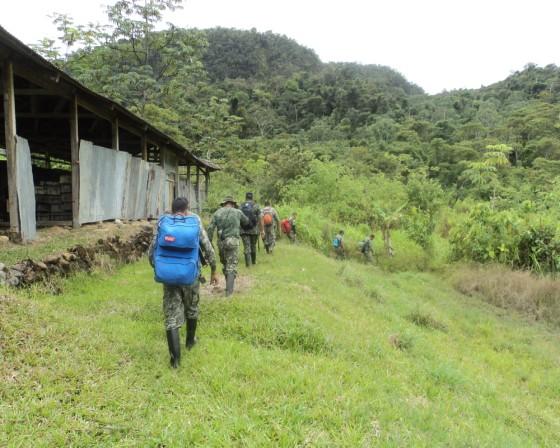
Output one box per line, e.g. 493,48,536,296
453,264,560,326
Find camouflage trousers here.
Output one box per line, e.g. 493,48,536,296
218,236,240,276
263,225,276,250
163,281,200,330
288,231,296,243
363,250,373,263
241,234,258,255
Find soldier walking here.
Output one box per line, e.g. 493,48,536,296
261,200,280,254
149,197,218,369
333,230,345,260
207,196,249,297
360,234,375,263
239,192,263,267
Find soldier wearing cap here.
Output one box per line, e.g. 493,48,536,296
207,196,249,296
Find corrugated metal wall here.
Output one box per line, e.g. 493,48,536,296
16,136,36,240
79,140,169,224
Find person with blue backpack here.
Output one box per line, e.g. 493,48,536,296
333,230,346,260
149,197,218,369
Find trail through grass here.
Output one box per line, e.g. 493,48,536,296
1,242,559,446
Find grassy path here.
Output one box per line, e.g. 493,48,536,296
1,242,559,446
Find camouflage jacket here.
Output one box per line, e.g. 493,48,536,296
149,213,216,272
207,206,249,242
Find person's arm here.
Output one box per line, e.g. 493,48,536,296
198,219,218,284
206,214,217,244
258,207,264,236
148,232,157,267
240,210,250,227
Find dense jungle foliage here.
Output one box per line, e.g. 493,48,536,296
34,0,560,273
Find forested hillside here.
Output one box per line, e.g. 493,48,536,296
34,0,560,277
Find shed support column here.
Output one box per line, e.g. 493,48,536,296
112,116,119,151
141,134,147,161
70,95,80,229
186,165,191,205
204,169,209,200
195,167,200,212
3,60,20,239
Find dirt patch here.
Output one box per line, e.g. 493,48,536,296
200,275,254,298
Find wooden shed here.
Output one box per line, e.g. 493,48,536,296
0,25,218,242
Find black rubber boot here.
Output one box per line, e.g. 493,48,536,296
265,245,270,254
244,253,251,268
186,318,197,350
251,251,257,265
166,328,181,368
225,273,235,297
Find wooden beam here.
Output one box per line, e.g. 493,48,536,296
15,88,60,96
2,60,20,239
69,95,80,229
204,169,210,199
112,116,119,151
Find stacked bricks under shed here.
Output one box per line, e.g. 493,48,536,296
35,173,73,222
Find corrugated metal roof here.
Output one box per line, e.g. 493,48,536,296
0,25,219,172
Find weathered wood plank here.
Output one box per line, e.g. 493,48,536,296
2,60,20,238
112,116,120,151
70,95,80,229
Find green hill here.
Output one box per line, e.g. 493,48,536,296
2,243,559,446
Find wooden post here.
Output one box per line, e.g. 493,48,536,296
2,60,20,239
141,134,147,161
69,95,80,229
112,116,119,151
195,166,200,212
204,169,209,200
186,164,191,205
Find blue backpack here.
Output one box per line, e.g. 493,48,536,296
332,236,341,249
154,214,200,286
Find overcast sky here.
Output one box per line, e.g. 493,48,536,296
2,0,558,94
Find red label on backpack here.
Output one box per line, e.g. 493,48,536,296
164,235,176,242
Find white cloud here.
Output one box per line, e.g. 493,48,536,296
2,0,558,93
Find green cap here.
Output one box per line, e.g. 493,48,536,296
221,196,237,206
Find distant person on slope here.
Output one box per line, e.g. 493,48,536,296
261,200,280,254
207,196,249,297
281,212,297,243
149,197,218,369
333,230,345,260
359,234,375,263
239,192,263,267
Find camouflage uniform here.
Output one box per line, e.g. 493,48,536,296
240,200,261,262
207,205,249,277
361,236,374,263
262,206,280,252
288,216,297,243
149,213,216,331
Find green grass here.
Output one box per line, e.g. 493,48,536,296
1,242,560,446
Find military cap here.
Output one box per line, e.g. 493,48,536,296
221,196,238,206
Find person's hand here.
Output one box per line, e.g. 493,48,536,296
260,231,265,240
210,272,219,285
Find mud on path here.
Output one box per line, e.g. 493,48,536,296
200,274,254,298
